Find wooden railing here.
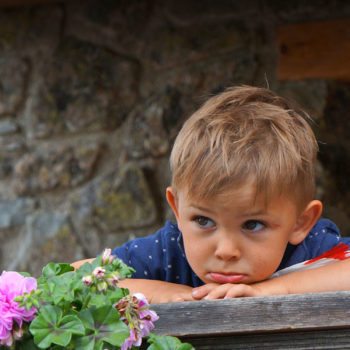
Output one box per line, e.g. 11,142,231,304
151,292,350,349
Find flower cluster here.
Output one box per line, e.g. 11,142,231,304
0,249,194,350
116,293,159,350
0,271,37,346
82,248,120,292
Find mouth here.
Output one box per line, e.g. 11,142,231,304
207,272,246,284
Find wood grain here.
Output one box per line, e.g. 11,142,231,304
278,19,350,80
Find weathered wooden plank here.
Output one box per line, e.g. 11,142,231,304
151,292,350,337
277,19,350,80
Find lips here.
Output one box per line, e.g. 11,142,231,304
208,272,246,284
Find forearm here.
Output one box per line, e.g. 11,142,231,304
118,278,194,304
258,259,350,295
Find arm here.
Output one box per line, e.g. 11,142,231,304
118,279,194,304
71,259,194,303
192,259,350,299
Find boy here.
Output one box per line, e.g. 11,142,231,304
73,86,350,304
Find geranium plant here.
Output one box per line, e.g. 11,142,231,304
0,249,194,350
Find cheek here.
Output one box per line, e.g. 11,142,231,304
248,242,286,278
182,232,211,268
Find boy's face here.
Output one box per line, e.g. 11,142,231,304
167,184,316,285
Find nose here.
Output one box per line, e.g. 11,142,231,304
214,231,241,261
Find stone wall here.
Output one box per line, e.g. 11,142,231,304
0,0,350,275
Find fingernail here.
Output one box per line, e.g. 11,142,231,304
192,289,198,296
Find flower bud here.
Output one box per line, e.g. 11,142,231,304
82,275,93,286
101,248,115,265
97,281,108,292
92,267,105,279
107,272,120,287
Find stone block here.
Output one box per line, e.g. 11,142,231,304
122,89,183,159
0,57,29,116
2,210,83,275
0,197,36,228
28,36,138,139
0,6,62,55
69,163,157,255
12,142,103,195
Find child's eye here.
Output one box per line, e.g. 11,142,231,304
242,220,265,232
194,216,215,229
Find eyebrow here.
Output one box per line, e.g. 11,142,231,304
189,204,269,218
240,209,267,217
189,205,216,214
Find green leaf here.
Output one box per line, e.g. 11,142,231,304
147,334,195,350
75,305,129,350
38,270,77,305
40,263,73,279
29,305,85,349
110,258,135,279
75,260,94,276
87,288,125,308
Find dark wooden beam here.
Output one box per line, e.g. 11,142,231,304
278,19,350,80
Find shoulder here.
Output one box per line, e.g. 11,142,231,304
305,218,345,251
279,218,350,269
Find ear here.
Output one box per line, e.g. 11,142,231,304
289,200,323,245
166,186,180,221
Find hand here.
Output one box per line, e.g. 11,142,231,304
192,282,265,300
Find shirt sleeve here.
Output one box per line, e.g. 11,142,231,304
303,218,350,257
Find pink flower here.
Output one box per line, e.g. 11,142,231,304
0,271,37,346
121,328,139,350
116,293,159,350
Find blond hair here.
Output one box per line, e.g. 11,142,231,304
170,85,318,209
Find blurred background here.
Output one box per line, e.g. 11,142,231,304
0,0,349,275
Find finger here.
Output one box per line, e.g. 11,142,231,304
203,284,233,300
173,292,195,302
192,283,218,299
223,284,258,298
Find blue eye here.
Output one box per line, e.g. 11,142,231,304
242,220,265,232
194,216,215,229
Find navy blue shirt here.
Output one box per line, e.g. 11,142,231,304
112,218,350,287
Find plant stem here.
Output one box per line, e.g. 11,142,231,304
82,294,91,309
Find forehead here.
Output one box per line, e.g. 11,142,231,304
179,182,299,214
180,182,258,207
